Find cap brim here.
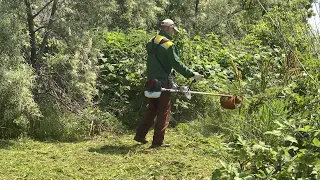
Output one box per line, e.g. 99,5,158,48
173,26,179,32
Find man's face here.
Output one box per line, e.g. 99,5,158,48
166,26,175,36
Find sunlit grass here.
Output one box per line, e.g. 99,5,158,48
0,127,223,179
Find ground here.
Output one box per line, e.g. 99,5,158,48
0,128,224,179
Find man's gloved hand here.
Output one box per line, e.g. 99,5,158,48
193,72,203,81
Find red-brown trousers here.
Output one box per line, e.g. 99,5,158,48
135,90,171,145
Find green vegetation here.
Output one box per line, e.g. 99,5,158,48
0,0,319,179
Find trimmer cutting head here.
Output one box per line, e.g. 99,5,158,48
220,95,242,109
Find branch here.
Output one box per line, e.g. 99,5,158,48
25,0,40,73
230,8,243,15
35,26,46,33
33,0,54,18
38,0,58,58
59,0,68,6
51,29,70,46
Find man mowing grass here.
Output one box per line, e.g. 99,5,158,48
134,19,203,148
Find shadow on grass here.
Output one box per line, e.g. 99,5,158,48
88,144,142,155
0,140,14,149
199,124,231,137
39,138,93,144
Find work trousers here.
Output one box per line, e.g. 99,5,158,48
135,90,171,145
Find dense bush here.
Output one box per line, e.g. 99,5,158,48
212,119,320,179
0,56,40,138
30,34,106,140
96,30,150,128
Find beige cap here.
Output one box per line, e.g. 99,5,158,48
161,19,179,32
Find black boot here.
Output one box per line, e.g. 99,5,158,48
134,136,148,144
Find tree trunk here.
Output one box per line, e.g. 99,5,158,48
193,0,200,30
24,0,59,135
25,0,39,74
195,0,199,16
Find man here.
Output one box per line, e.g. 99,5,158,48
134,19,203,148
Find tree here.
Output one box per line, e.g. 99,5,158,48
0,0,101,138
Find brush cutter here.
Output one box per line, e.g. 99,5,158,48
144,79,242,109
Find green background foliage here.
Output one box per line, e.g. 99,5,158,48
0,0,319,178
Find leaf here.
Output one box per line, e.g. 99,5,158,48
252,143,268,151
264,130,282,136
107,65,114,71
254,54,261,60
312,138,320,147
211,169,223,179
237,136,247,145
274,48,280,53
100,58,108,63
297,125,311,132
288,146,299,151
107,73,116,78
284,136,298,144
219,160,227,168
194,35,201,41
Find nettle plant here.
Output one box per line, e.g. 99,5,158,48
97,30,150,127
212,119,320,179
171,31,235,121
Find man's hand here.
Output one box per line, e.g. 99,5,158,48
193,72,203,81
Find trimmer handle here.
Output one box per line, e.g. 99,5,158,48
190,70,204,88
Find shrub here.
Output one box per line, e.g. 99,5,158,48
0,56,40,138
212,120,320,179
97,29,153,128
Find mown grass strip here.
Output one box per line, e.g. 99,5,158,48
0,129,223,179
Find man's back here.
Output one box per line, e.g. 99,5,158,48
146,30,194,83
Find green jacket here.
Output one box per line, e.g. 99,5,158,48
146,30,194,83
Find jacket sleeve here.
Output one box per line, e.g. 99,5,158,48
167,45,194,78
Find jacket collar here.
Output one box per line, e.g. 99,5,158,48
159,29,173,40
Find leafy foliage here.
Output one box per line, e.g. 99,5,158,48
96,30,150,127
212,121,320,179
0,1,319,178
0,56,40,138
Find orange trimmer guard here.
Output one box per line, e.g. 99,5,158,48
220,95,242,109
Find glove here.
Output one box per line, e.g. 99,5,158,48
193,72,203,81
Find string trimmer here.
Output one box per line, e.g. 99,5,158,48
144,79,242,109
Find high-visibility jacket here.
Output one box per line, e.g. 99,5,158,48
146,30,194,83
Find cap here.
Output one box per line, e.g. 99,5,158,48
161,19,179,32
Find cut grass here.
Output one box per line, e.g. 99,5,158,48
0,128,224,179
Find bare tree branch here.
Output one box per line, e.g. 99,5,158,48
35,26,46,33
38,0,58,58
58,0,68,6
33,0,54,18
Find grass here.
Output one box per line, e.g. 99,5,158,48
0,127,224,179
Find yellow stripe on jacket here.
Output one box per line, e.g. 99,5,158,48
152,35,174,50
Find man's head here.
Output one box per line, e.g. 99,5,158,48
160,19,179,36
